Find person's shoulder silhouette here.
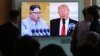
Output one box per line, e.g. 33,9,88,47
38,44,67,56
14,35,40,56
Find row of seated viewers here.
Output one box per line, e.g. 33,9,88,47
0,5,100,56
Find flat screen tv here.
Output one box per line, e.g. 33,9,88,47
21,2,78,37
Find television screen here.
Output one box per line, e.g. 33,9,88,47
21,2,78,37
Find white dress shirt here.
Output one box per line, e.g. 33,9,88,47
59,18,69,36
21,17,48,36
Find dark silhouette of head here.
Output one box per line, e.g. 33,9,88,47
77,31,100,56
9,10,20,23
38,44,67,56
86,5,100,21
14,35,40,56
86,31,100,46
89,5,100,34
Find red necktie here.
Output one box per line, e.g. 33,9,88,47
61,19,66,36
61,24,66,36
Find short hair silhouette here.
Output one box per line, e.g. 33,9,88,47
9,10,19,21
86,5,100,20
38,44,67,56
30,5,41,11
14,35,40,56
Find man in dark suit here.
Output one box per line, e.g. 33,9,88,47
50,4,77,37
0,1,19,56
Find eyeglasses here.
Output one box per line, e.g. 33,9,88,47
31,12,42,14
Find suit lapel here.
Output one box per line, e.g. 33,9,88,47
54,18,60,36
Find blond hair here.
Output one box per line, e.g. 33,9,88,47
58,4,69,10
